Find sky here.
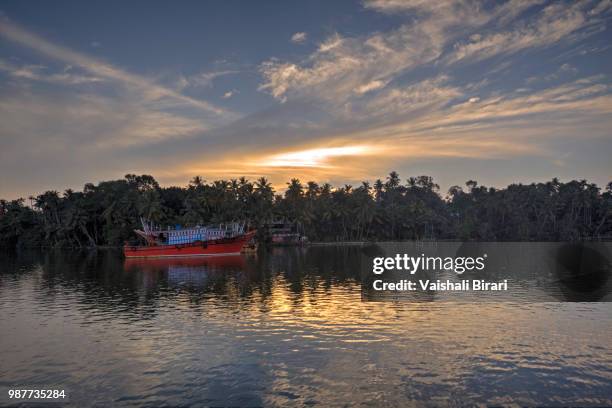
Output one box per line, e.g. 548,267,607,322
0,0,611,199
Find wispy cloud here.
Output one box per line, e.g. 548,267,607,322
361,75,460,119
291,32,307,43
259,23,444,104
354,79,388,95
261,0,608,109
187,70,240,88
526,62,578,84
222,89,238,99
0,59,104,85
445,2,599,64
0,19,232,116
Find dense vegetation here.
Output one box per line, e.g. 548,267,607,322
1,172,611,248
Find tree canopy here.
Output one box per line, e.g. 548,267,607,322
1,173,611,248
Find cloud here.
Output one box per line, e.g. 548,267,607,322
150,72,612,189
291,32,307,43
445,2,600,64
223,89,238,99
3,70,611,198
259,24,445,104
560,63,578,73
363,0,528,27
0,59,104,85
0,85,215,198
257,0,610,135
361,75,461,119
0,19,232,117
0,19,224,198
363,0,554,30
526,62,579,83
0,90,208,150
355,79,388,94
175,75,190,91
188,70,240,88
259,0,591,106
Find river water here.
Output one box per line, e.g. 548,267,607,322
1,247,611,407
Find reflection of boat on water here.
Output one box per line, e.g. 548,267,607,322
124,218,256,258
124,254,249,288
124,255,247,271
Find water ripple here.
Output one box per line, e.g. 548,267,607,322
0,249,611,407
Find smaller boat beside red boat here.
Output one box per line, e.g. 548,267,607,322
124,218,256,258
266,220,308,246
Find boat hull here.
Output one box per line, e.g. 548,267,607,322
124,231,255,258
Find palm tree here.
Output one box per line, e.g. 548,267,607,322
189,175,205,188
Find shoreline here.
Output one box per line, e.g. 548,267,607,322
4,238,612,251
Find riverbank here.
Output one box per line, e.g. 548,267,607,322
4,237,612,252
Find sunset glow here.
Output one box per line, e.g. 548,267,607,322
258,146,374,168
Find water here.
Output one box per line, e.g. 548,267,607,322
0,247,611,407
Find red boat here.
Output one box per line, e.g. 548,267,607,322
123,218,256,258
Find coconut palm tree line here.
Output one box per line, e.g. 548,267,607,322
1,172,611,248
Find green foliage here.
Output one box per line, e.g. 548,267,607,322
1,173,611,248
